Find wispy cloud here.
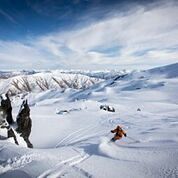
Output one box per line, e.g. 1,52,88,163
0,1,178,70
0,9,18,24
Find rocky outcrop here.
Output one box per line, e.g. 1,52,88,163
16,100,33,148
0,94,33,148
0,93,14,124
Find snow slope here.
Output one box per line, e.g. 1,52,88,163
0,63,178,178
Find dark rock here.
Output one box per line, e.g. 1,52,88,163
100,105,115,112
0,93,14,124
0,107,18,145
16,100,33,148
137,108,141,111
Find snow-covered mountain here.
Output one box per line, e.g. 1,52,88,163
0,71,102,96
0,63,178,178
0,70,36,79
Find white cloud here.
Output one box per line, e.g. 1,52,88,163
0,41,61,69
0,1,178,70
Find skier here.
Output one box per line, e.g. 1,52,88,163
111,125,127,142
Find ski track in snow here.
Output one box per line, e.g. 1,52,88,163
55,124,98,147
0,153,46,175
56,121,108,147
38,148,92,178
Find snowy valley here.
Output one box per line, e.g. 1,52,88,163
0,63,178,178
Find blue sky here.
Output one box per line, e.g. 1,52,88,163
0,0,178,70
